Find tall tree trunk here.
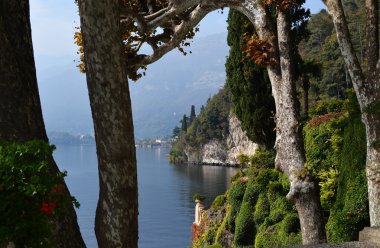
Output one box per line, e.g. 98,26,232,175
325,0,380,226
237,2,327,244
275,11,326,244
78,1,138,247
0,1,86,247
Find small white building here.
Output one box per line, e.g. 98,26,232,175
193,200,205,226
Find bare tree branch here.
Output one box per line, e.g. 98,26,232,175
128,4,215,70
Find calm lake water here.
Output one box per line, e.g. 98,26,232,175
53,145,237,248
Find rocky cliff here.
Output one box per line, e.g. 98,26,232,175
185,112,258,165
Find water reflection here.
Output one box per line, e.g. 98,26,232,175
54,145,237,248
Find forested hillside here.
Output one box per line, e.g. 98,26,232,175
299,0,366,100
169,88,232,164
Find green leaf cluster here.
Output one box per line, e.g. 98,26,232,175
0,141,79,247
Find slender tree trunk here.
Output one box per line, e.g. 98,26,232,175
78,1,138,247
325,0,380,226
237,2,326,244
0,1,86,247
275,11,326,244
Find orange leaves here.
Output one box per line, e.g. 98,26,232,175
74,31,86,73
264,0,299,11
242,34,276,67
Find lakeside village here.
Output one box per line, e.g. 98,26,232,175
135,137,172,148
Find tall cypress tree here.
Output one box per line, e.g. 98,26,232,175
181,114,188,132
189,105,196,124
225,9,276,148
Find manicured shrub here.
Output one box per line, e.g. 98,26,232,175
255,169,279,193
254,222,301,248
230,170,243,183
211,195,226,210
234,202,255,247
227,181,246,230
254,194,270,225
326,118,369,242
282,213,301,234
268,197,292,223
250,149,275,169
242,179,260,206
205,244,224,248
305,110,348,210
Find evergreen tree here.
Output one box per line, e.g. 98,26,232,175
225,9,276,148
189,105,196,124
172,126,181,138
181,114,188,132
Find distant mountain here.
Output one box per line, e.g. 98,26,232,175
37,32,229,139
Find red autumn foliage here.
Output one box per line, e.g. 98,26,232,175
308,112,345,127
191,223,202,241
242,34,276,67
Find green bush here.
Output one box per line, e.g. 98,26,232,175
250,149,275,169
230,170,243,183
255,169,279,193
309,99,345,116
268,197,292,223
168,147,187,164
279,173,290,192
282,213,301,234
211,195,226,210
255,221,301,248
227,182,246,230
254,194,270,225
242,179,260,206
0,141,79,248
205,244,224,248
304,110,348,210
268,181,284,199
234,202,255,247
193,193,206,201
326,118,369,242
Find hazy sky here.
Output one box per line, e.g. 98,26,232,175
30,0,326,60
29,0,327,135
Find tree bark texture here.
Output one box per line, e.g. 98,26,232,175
236,3,327,244
0,1,86,247
78,1,138,247
325,0,380,226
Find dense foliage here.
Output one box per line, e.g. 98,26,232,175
169,88,231,163
225,10,276,148
192,92,369,247
0,141,79,247
299,0,367,100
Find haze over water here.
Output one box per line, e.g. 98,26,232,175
54,145,237,248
